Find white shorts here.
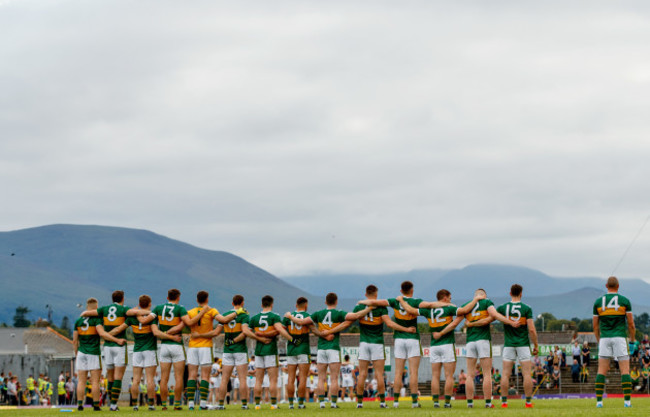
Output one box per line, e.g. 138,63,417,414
502,346,532,362
466,340,492,359
311,377,319,389
222,352,248,367
359,342,385,361
76,352,101,371
341,376,354,387
394,339,421,359
188,347,213,366
429,344,456,363
262,374,270,388
598,337,629,360
286,354,309,365
133,350,158,368
247,377,255,388
209,377,220,389
317,349,341,364
233,378,240,389
159,344,186,363
103,345,127,369
255,355,278,369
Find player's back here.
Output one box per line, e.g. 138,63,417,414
594,293,632,338
188,306,219,348
497,301,532,347
463,298,494,342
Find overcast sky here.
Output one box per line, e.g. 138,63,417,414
2,0,650,279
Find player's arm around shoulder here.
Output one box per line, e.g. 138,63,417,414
284,311,313,326
359,298,389,307
96,324,126,345
216,310,237,324
383,314,416,333
396,297,419,315
456,294,484,316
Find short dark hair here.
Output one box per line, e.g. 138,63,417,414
607,276,619,289
296,297,308,306
344,355,350,361
401,281,413,293
325,292,338,306
197,290,209,304
168,288,181,301
112,290,124,303
510,284,523,297
262,295,274,308
437,289,451,301
232,294,244,306
366,285,378,295
139,295,151,309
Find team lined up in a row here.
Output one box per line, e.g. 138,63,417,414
73,276,635,411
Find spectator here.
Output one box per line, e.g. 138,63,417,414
637,367,650,392
631,366,641,390
546,352,555,374
572,342,581,364
65,377,75,405
642,334,650,351
630,339,641,360
535,364,545,386
580,363,589,383
551,365,560,389
0,372,6,404
571,359,580,383
7,377,18,406
581,342,591,367
641,349,650,369
458,370,467,395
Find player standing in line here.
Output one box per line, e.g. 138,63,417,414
73,297,126,411
137,288,208,410
211,295,252,410
81,290,130,411
358,281,423,408
398,289,483,408
126,295,180,411
350,285,417,409
495,284,539,408
463,288,519,408
285,292,372,409
248,295,294,409
186,290,237,410
208,358,221,407
340,355,355,402
282,297,312,409
593,276,635,408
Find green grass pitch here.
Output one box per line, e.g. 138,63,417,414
2,398,650,417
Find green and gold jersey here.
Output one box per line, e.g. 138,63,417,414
97,303,129,347
223,309,250,354
354,304,388,345
593,293,632,338
283,311,311,356
496,302,533,347
387,297,422,339
463,298,494,342
420,305,458,346
74,316,102,355
152,303,188,345
311,308,347,350
249,311,282,357
126,316,158,353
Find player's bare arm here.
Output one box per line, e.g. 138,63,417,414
80,309,99,317
137,312,157,325
382,315,416,333
455,294,485,316
193,324,223,339
284,312,313,326
592,316,600,342
488,305,521,328
72,331,79,355
273,322,293,341
166,321,186,335
358,299,389,307
397,298,419,315
108,323,128,336
311,324,334,341
257,328,279,338
242,323,271,344
96,324,126,345
181,306,210,327
433,316,464,340
527,318,539,355
126,307,151,317
321,320,353,336
152,324,182,343
465,317,493,328
215,311,237,324
344,306,374,321
627,312,636,342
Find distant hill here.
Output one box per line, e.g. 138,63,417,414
0,225,310,325
284,264,650,318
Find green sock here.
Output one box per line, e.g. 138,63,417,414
130,397,137,406
242,399,248,406
357,395,363,404
148,398,154,406
298,397,304,405
501,396,507,403
331,395,337,404
199,380,210,402
289,397,294,405
93,401,99,408
433,394,439,404
595,374,606,402
394,393,399,403
486,398,492,405
411,393,418,403
525,397,531,404
255,396,261,406
78,400,83,407
174,400,181,407
271,397,277,405
318,395,325,403
111,380,122,405
379,393,385,402
467,399,474,405
622,374,632,401
445,395,451,404
187,380,196,403
107,381,113,399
